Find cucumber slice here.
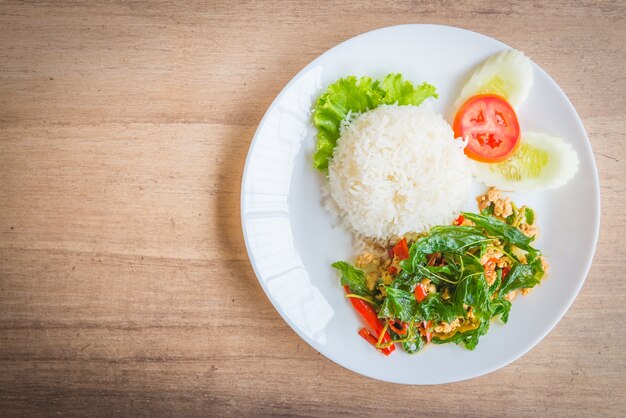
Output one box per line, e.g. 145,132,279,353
474,132,579,192
455,49,534,110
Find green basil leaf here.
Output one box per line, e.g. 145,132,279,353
490,297,512,323
432,320,490,350
331,261,370,298
525,207,535,225
498,263,541,297
462,212,535,251
402,336,425,354
414,293,462,324
401,226,490,273
378,287,417,322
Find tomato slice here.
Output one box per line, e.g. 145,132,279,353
453,94,521,163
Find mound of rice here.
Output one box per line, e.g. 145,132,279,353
327,104,473,240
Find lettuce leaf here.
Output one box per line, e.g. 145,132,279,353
312,73,438,173
379,75,438,106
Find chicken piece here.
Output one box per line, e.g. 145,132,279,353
485,269,497,286
480,247,504,265
504,291,517,302
355,252,379,269
496,258,508,268
434,318,461,334
480,247,509,285
476,193,492,212
476,187,513,218
520,222,538,237
365,272,378,291
467,307,475,320
494,197,513,218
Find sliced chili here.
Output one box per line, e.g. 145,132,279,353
344,285,395,355
414,283,428,302
388,319,408,336
502,266,511,278
392,238,410,260
358,327,378,345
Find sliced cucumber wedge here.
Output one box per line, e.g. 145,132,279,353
475,132,579,192
455,49,534,110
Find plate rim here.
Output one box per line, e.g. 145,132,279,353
240,23,601,384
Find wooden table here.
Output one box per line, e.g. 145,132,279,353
1,1,624,416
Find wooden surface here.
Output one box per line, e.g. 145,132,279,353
1,1,625,416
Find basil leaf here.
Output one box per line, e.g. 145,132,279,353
390,269,421,291
490,297,512,323
481,204,495,216
401,226,490,272
498,263,541,297
455,275,490,319
331,261,370,298
432,320,490,350
525,207,535,225
402,336,425,354
378,287,417,322
462,212,535,251
415,293,462,324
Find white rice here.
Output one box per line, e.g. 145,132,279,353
327,104,473,240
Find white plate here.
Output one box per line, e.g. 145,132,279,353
240,24,600,384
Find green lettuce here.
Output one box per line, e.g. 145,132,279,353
312,73,438,173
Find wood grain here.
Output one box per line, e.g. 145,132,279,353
1,1,625,416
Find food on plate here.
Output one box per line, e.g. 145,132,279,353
334,189,546,355
454,49,534,110
474,132,580,192
309,53,576,356
327,104,473,239
453,94,521,163
312,73,437,173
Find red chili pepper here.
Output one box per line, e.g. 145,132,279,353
344,286,395,355
454,214,465,226
420,320,432,343
387,265,398,275
502,266,511,278
414,283,428,302
392,238,410,260
358,327,378,345
388,319,407,336
357,328,394,356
